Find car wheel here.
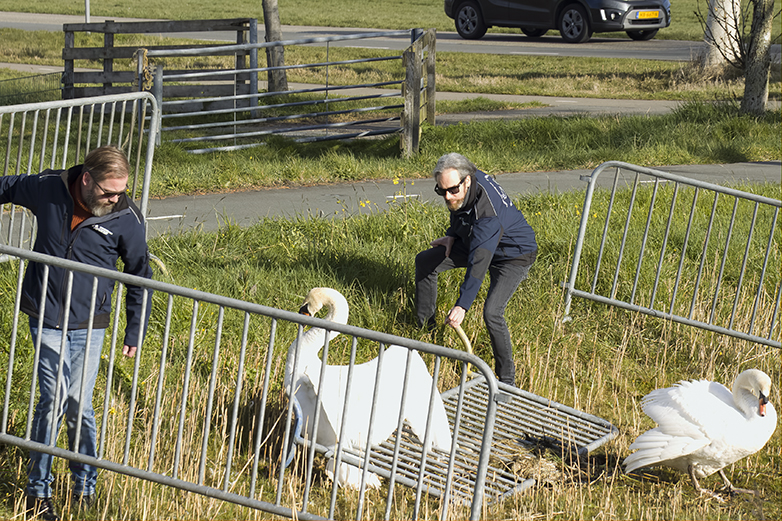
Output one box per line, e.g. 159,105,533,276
626,29,658,41
455,1,487,40
558,4,592,43
521,28,548,38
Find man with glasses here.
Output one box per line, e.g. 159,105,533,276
0,145,153,519
415,153,536,386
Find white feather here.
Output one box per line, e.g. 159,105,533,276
624,369,777,481
284,287,453,489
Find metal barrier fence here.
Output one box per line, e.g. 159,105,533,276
0,244,502,520
0,72,63,106
140,28,435,156
0,92,159,252
563,161,781,349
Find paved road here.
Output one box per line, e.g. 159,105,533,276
145,162,782,236
4,11,780,62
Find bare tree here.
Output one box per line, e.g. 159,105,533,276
741,0,775,114
697,0,779,115
262,0,288,92
701,0,740,68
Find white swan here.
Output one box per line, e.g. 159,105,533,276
623,368,777,500
284,287,453,489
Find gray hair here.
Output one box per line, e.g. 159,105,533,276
432,153,477,181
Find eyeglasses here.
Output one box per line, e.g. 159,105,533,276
434,176,466,196
89,173,127,198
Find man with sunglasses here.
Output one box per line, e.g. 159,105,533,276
0,145,153,519
415,153,536,386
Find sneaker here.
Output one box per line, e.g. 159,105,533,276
24,496,60,521
72,492,96,510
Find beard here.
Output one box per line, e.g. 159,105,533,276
83,189,116,217
446,194,467,212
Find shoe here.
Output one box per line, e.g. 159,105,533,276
24,496,60,521
72,492,96,510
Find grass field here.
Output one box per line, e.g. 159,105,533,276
0,0,780,42
0,182,779,520
0,3,779,520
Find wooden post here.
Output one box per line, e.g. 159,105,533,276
63,30,74,99
401,41,421,158
104,21,115,94
424,29,436,126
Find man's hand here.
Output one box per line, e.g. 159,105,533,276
123,345,137,358
445,306,466,328
431,236,455,257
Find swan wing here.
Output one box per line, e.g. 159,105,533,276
624,379,745,473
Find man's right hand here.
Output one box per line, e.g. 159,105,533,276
430,236,455,257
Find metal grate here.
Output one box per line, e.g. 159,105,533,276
298,374,617,507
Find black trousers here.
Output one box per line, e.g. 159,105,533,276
415,243,531,385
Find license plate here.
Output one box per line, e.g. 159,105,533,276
637,10,660,19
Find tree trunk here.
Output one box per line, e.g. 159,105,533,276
701,0,740,69
741,0,774,115
262,0,288,92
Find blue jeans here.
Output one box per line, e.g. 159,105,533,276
415,244,531,386
26,321,105,499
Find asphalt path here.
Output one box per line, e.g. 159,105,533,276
3,11,780,62
145,162,782,236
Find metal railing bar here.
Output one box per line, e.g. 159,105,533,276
630,177,660,305
199,306,224,485
649,183,679,309
164,91,401,120
610,172,640,300
144,30,413,58
223,311,251,493
569,288,781,347
173,299,199,478
170,115,401,144
709,197,738,325
147,293,174,470
162,55,401,81
249,317,276,498
689,191,719,320
163,104,403,132
0,433,327,520
668,187,700,316
729,201,759,330
748,208,779,336
161,80,401,109
73,276,99,453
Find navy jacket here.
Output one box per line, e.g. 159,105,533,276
0,165,153,347
447,170,537,311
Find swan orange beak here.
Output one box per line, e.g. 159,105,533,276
759,392,769,417
299,304,311,316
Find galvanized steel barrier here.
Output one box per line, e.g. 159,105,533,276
0,92,159,253
563,161,781,348
139,28,435,155
0,244,499,520
0,243,617,519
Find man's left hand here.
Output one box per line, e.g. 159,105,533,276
123,345,137,358
445,306,466,328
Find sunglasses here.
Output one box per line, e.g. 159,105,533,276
434,176,466,196
89,173,127,198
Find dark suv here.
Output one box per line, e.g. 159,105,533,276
444,0,671,43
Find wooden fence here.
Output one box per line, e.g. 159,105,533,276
62,18,257,102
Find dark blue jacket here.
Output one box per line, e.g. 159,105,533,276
0,165,153,347
447,170,537,311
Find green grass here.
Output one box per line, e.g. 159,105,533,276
3,27,776,103
147,102,781,197
0,0,780,42
1,182,778,520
